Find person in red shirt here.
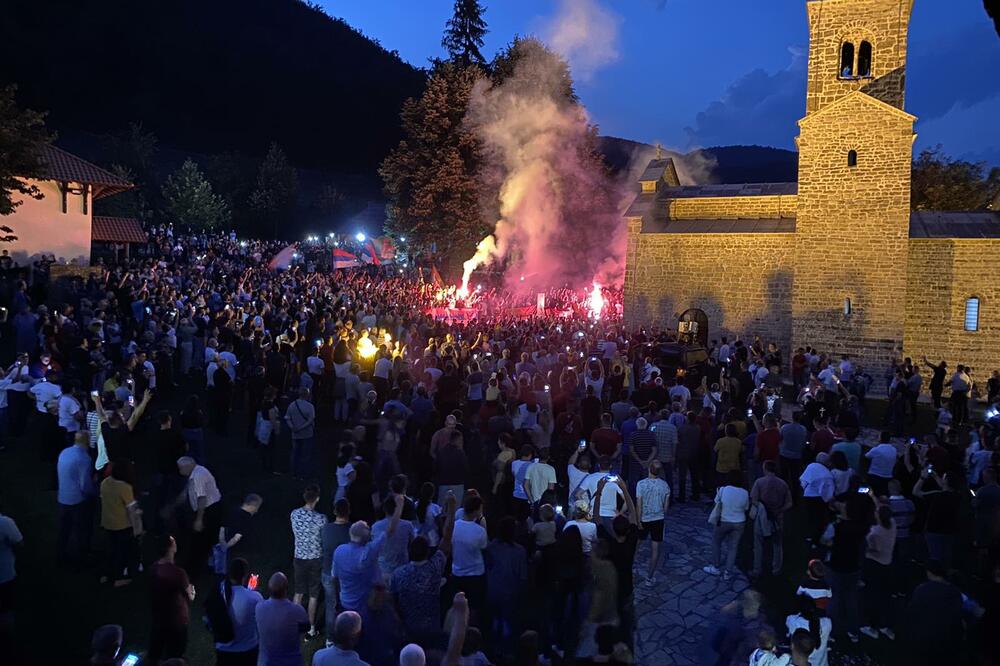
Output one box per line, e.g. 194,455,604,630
590,413,621,462
753,414,782,464
148,534,195,663
809,415,837,460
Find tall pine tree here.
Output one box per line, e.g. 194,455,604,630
380,62,487,264
442,0,488,68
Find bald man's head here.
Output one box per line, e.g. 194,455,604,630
399,643,426,666
334,611,363,649
268,572,288,599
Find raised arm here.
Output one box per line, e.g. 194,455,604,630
442,592,469,666
126,390,153,431
386,492,405,536
439,493,458,556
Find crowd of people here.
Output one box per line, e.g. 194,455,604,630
0,227,999,666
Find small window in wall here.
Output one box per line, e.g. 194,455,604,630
858,41,872,77
965,297,980,332
847,150,858,167
844,298,852,316
840,42,855,78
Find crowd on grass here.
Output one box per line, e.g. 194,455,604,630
0,229,999,666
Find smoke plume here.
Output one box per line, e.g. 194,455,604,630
542,0,622,83
460,29,631,294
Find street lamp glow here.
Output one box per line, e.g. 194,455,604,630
400,236,406,242
355,232,366,242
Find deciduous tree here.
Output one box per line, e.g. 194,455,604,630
0,85,53,235
911,146,1000,210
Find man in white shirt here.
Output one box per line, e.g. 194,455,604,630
838,355,855,384
57,388,82,437
817,364,841,392
306,350,325,377
30,371,62,412
667,380,691,410
799,452,834,545
450,495,487,614
718,337,731,365
524,448,557,505
176,456,222,575
864,432,898,497
218,347,238,382
579,459,624,533
206,354,219,388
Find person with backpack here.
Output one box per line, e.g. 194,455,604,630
212,557,263,665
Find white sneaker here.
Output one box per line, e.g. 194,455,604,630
847,631,860,643
859,626,879,640
879,627,896,640
702,565,721,575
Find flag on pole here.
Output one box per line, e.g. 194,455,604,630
332,247,360,269
430,265,444,286
363,240,382,266
267,245,296,271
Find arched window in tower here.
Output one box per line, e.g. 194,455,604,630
840,42,855,78
844,298,852,316
858,41,873,77
848,150,858,167
965,297,980,332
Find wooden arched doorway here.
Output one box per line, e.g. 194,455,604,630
678,308,709,347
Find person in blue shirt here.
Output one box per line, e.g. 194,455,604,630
215,557,263,666
256,572,308,666
332,493,404,613
56,430,97,567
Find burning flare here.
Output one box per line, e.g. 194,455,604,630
460,235,498,295
357,334,377,359
588,282,605,319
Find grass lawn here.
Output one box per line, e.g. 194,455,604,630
1,381,343,665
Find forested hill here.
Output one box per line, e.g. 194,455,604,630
0,0,426,174
599,136,798,185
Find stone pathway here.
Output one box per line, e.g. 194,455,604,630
633,500,771,665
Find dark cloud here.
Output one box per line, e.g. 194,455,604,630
683,49,805,149
906,23,1000,122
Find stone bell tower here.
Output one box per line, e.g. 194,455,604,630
792,0,917,381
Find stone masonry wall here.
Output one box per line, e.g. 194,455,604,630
623,226,795,353
666,195,798,220
905,239,1000,381
792,94,913,387
805,0,912,115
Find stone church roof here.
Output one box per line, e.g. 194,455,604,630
642,217,796,234
909,210,1000,239
659,183,797,198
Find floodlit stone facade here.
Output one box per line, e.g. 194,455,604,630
624,0,1000,387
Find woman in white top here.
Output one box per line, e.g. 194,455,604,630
414,481,443,547
829,450,853,498
785,595,832,666
703,471,750,580
334,443,356,502
563,499,598,553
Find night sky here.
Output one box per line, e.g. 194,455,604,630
325,0,1000,165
